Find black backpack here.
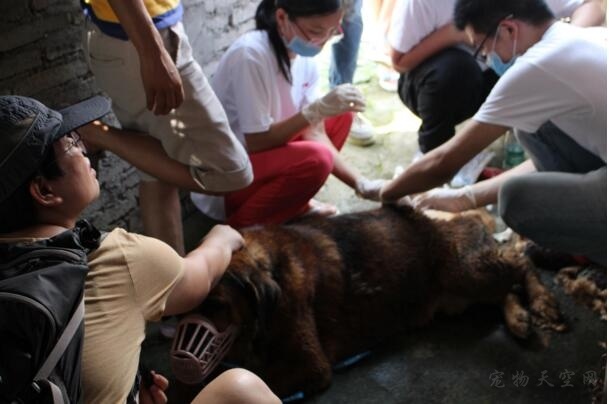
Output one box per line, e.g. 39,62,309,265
0,220,101,404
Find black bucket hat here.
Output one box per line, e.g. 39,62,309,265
0,95,110,202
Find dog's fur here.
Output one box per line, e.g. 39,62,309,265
197,205,564,397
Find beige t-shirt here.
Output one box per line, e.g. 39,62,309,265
82,228,184,404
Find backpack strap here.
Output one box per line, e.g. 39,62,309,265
32,296,85,404
48,381,65,404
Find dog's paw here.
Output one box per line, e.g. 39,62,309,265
504,293,531,339
525,272,567,333
530,293,567,333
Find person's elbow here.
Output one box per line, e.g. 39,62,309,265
390,49,410,74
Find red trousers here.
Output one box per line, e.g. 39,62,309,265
225,113,353,228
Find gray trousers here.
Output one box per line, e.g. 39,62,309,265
498,122,606,265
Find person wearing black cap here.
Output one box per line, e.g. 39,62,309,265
0,95,280,404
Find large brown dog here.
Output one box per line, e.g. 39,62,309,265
194,205,564,397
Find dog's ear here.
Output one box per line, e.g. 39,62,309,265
243,269,281,328
224,269,281,329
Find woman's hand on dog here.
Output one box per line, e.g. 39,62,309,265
204,225,245,253
164,225,244,316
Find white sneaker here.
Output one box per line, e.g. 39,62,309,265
348,114,376,147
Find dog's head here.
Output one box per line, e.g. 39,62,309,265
198,229,282,361
170,230,283,384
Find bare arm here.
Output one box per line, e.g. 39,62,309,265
391,23,468,73
411,159,536,212
107,0,184,115
469,159,536,206
163,225,244,316
245,113,310,152
246,83,366,152
79,122,218,193
570,0,606,27
380,120,508,201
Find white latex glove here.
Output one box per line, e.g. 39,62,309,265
302,84,366,124
355,177,387,201
411,186,477,212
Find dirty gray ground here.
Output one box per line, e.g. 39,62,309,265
140,21,606,404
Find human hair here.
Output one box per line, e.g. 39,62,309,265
0,148,63,233
454,0,554,33
255,0,342,83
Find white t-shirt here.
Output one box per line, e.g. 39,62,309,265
210,29,319,145
388,0,584,54
192,30,320,219
474,22,607,162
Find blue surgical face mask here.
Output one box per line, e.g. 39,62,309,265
284,20,323,57
486,27,518,76
286,35,323,57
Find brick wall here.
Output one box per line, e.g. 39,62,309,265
0,0,259,231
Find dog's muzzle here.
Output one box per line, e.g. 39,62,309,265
170,315,237,384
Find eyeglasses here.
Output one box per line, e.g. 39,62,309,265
41,131,86,171
61,131,86,155
291,19,342,45
472,14,514,63
472,30,494,62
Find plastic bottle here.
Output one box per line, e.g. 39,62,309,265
503,130,526,169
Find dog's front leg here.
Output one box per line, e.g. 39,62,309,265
263,311,333,398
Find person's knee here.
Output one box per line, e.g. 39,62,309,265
193,368,279,404
415,50,484,115
295,142,334,181
224,369,278,401
418,131,453,153
498,178,531,234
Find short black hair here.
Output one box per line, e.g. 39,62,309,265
0,147,63,233
454,0,554,33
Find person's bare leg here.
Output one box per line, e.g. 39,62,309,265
139,180,185,256
191,369,280,404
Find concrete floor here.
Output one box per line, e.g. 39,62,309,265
140,25,606,403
